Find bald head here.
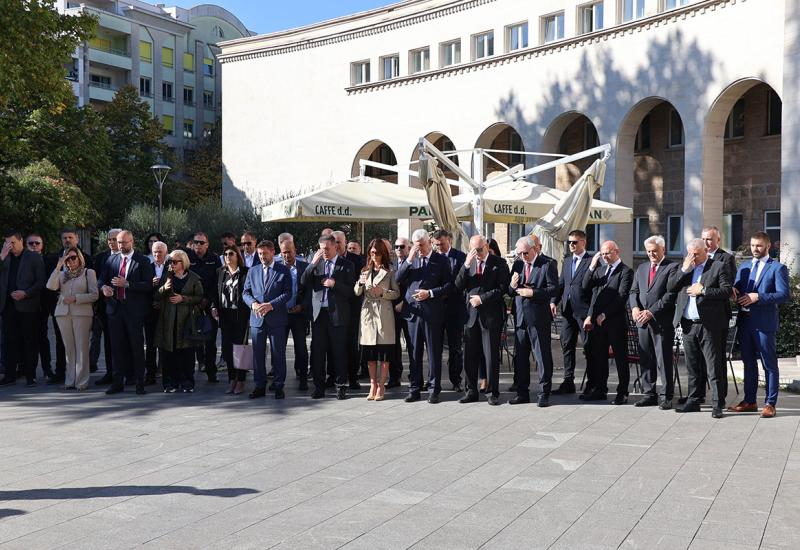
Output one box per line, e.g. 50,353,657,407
116,230,134,254
470,235,489,260
599,240,619,264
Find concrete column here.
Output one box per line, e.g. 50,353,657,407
682,117,719,243
781,0,800,270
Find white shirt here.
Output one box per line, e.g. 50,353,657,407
751,256,769,285
152,261,166,279
243,252,257,268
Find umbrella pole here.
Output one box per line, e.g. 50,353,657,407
473,149,484,236
361,220,365,251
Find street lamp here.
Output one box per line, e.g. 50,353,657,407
150,164,171,234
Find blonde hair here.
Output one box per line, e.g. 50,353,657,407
64,246,86,270
169,249,191,269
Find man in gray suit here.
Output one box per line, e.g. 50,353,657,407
0,231,46,386
629,235,679,409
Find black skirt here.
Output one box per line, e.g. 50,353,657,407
361,344,394,362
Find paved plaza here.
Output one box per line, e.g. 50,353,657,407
1,340,799,550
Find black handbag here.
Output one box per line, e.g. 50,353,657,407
183,306,214,343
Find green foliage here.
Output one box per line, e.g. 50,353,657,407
0,1,95,168
777,273,800,358
121,204,189,251
179,118,222,204
0,160,93,246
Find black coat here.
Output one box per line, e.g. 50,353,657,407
300,255,356,326
552,253,592,319
582,261,634,330
668,260,732,331
509,254,558,330
455,254,510,329
212,266,250,341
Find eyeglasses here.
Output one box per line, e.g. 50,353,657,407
27,241,42,246
568,240,580,245
394,245,406,249
171,259,183,264
194,240,208,246
64,256,78,262
240,241,253,246
223,251,237,257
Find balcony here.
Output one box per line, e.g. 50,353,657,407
88,81,116,102
88,44,132,70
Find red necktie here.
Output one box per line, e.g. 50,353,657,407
477,260,483,275
648,263,656,287
524,262,532,283
118,256,128,300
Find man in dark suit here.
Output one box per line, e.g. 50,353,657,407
728,232,790,418
145,240,169,385
0,231,46,386
301,234,356,399
668,238,732,418
580,240,634,404
396,228,453,403
550,229,592,394
389,237,413,388
26,233,58,382
432,229,467,392
454,235,510,405
188,231,222,383
280,237,311,391
92,229,121,385
243,240,292,399
509,235,558,407
333,230,364,389
629,235,679,409
239,231,260,268
98,230,154,395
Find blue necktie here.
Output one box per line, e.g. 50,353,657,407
746,261,758,292
572,256,578,277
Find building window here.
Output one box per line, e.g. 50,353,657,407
579,2,604,34
183,86,194,106
667,215,683,254
139,76,152,97
767,90,782,136
723,213,744,252
410,47,430,74
161,47,174,68
162,81,174,102
203,57,214,77
764,210,781,256
89,74,111,89
350,60,370,85
162,115,174,136
183,119,194,139
203,122,214,139
380,55,400,80
183,52,194,72
508,224,525,251
440,39,461,67
140,41,152,63
621,0,645,22
634,216,651,252
724,98,745,139
506,22,528,52
510,132,525,166
542,12,565,43
203,90,214,110
668,108,684,147
472,30,494,60
584,122,599,150
664,0,690,11
635,114,651,151
586,224,600,253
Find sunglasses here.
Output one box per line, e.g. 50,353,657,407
223,251,237,257
65,256,78,262
171,259,183,264
27,241,42,246
568,240,580,245
240,241,253,246
194,241,208,245
394,245,406,249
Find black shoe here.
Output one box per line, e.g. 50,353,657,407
337,386,347,400
404,392,421,403
452,383,463,393
268,382,276,391
552,380,576,395
249,387,266,399
144,376,156,386
427,393,440,404
677,396,705,405
579,390,607,401
311,389,325,399
325,377,335,388
95,375,113,386
135,386,147,395
635,395,659,407
0,377,16,386
508,395,530,405
711,408,723,419
537,395,550,408
275,388,285,399
658,399,673,410
459,391,479,404
611,394,628,405
385,380,401,389
90,364,98,373
105,386,124,395
298,379,309,391
676,401,701,413
349,381,361,390
487,395,500,406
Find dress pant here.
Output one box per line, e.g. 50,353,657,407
514,323,554,398
311,309,348,389
195,315,218,381
162,347,195,390
107,304,146,389
585,319,629,396
560,307,587,382
36,310,53,376
219,309,247,383
144,308,160,380
638,322,675,400
738,321,778,405
442,306,464,387
464,319,501,397
90,311,113,375
390,312,412,383
1,306,39,382
55,314,93,388
406,315,444,395
286,313,309,378
681,319,727,409
252,322,287,390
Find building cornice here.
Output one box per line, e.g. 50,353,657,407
343,0,744,94
218,0,493,64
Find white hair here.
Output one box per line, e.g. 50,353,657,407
277,232,294,244
331,230,346,240
151,241,168,252
686,238,705,251
643,235,666,249
107,228,122,237
411,229,429,242
516,236,535,248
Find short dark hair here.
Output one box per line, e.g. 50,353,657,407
256,239,275,250
431,229,451,239
60,228,78,237
751,231,771,243
568,229,587,240
4,230,22,240
318,235,336,245
220,231,236,240
193,231,209,241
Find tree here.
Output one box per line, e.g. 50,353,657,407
0,1,95,168
181,118,222,204
101,85,169,224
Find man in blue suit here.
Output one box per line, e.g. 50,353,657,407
396,228,453,403
98,230,155,395
243,240,292,399
728,232,789,418
432,229,467,392
279,237,311,391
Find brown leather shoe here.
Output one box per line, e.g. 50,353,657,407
727,400,758,412
761,404,776,418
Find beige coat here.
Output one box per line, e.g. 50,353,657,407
46,268,99,317
354,267,400,346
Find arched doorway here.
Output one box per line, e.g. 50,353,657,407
351,139,398,183
409,131,460,195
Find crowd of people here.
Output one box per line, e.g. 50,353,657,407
0,224,789,417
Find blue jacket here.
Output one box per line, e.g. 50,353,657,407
396,251,453,323
242,261,292,328
733,258,790,333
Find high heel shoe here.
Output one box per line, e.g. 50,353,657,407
233,381,245,395
367,380,377,400
225,381,236,395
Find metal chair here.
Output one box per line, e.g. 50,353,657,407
672,326,684,399
726,323,741,395
579,309,641,393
